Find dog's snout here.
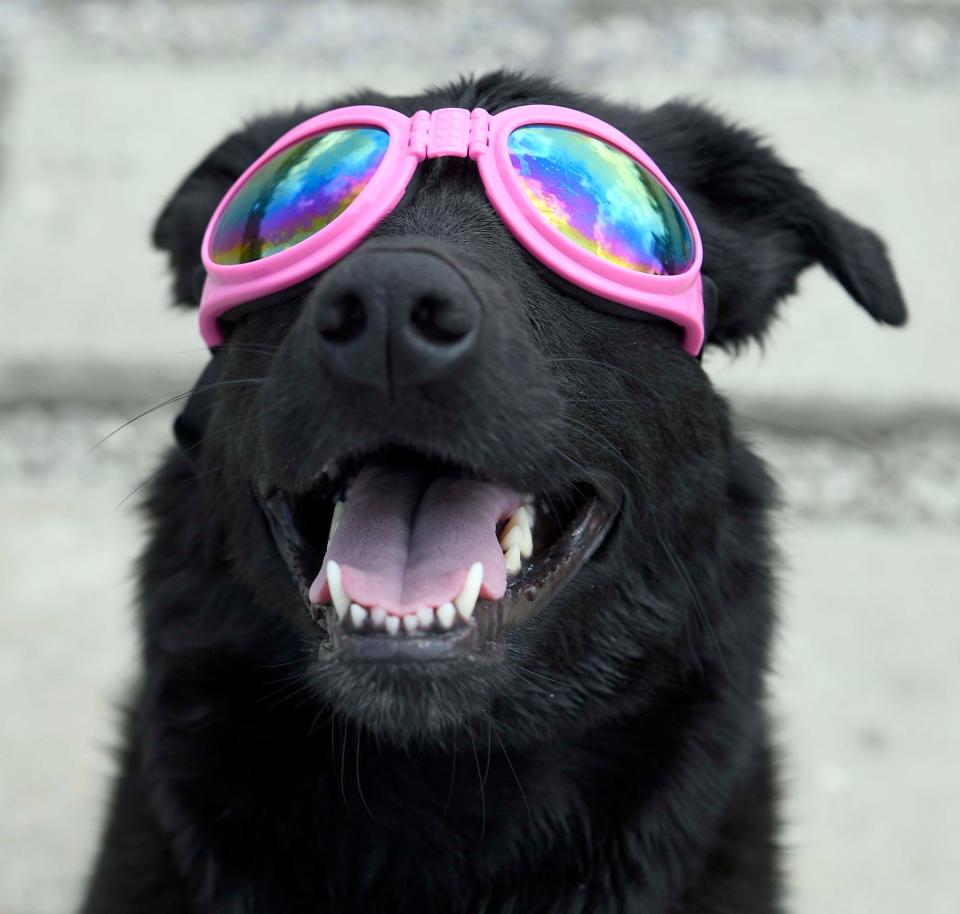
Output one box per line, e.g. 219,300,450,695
310,245,481,391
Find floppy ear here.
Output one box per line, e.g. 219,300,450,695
640,101,907,349
153,110,309,307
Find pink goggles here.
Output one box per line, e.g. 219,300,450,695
199,105,705,354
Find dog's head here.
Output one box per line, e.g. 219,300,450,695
152,72,905,747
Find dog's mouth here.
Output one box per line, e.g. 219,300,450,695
256,448,619,661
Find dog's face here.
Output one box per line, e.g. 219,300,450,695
154,73,904,748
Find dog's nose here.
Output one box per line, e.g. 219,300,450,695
309,245,481,391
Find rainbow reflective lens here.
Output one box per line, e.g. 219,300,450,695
506,125,694,276
210,127,390,265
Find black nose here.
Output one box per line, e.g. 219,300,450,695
308,242,482,391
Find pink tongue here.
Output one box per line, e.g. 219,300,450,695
309,462,521,615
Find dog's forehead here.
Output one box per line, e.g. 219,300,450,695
340,76,590,119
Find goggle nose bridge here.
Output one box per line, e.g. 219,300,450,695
408,108,492,161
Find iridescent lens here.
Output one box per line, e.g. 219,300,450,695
506,125,694,275
210,127,390,265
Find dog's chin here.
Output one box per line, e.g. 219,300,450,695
252,443,620,735
305,647,511,744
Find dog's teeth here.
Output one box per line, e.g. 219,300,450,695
417,606,435,629
403,614,419,635
500,507,534,559
517,504,536,527
370,606,387,630
504,543,522,575
326,561,350,620
436,602,456,630
500,525,523,550
385,615,401,636
500,523,533,560
455,562,483,620
349,603,367,629
327,501,346,546
519,528,533,558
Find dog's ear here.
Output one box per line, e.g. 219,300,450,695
641,102,907,349
152,111,308,307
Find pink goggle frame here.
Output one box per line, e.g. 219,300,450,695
199,105,705,354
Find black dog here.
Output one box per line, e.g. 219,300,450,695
79,72,905,913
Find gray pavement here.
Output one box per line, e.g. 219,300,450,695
1,2,958,912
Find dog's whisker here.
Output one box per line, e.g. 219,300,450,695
555,416,653,501
355,728,376,822
307,706,333,740
442,728,458,821
552,415,727,681
339,717,350,808
115,399,281,508
467,724,486,840
511,663,564,688
652,520,732,687
481,711,493,795
329,717,338,786
116,458,223,509
258,671,316,709
176,343,280,356
493,724,532,826
546,356,645,384
259,649,316,671
89,378,266,453
203,343,280,356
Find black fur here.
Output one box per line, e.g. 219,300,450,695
79,72,905,914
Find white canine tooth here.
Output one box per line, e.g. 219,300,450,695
500,524,523,549
417,606,435,629
327,500,346,546
455,562,483,620
519,525,533,559
517,505,536,528
500,523,533,559
500,506,534,558
403,614,419,635
326,561,350,620
436,602,456,630
370,606,387,630
385,614,401,636
349,603,367,629
504,543,522,575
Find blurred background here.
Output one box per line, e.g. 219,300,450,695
0,1,958,911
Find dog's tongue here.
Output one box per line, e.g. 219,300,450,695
309,461,521,615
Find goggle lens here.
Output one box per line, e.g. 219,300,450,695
506,125,694,276
210,126,390,265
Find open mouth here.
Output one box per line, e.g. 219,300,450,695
256,448,619,661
